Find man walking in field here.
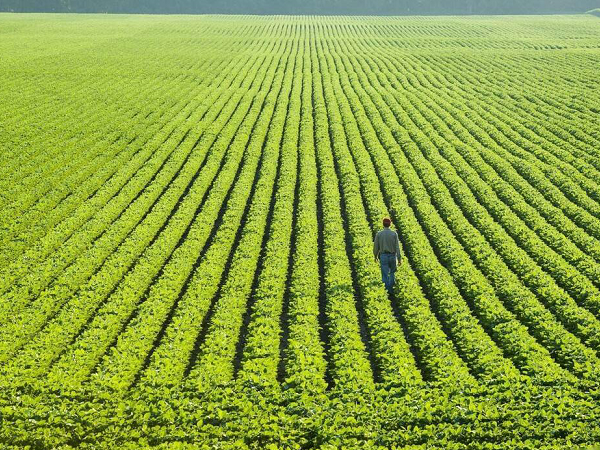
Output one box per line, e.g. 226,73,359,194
373,217,402,294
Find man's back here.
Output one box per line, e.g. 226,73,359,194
374,227,401,257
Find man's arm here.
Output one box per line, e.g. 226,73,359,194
395,232,401,264
373,233,379,260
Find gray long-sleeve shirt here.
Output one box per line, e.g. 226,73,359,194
373,228,401,260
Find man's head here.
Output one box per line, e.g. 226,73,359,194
383,217,391,228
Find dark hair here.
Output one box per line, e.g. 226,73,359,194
383,217,391,227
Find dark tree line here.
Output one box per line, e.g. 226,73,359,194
1,0,599,14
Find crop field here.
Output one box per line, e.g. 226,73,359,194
1,13,600,449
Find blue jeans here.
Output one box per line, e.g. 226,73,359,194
379,253,397,293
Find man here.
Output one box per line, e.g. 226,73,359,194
373,217,402,294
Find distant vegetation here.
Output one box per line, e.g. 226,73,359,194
1,0,600,14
